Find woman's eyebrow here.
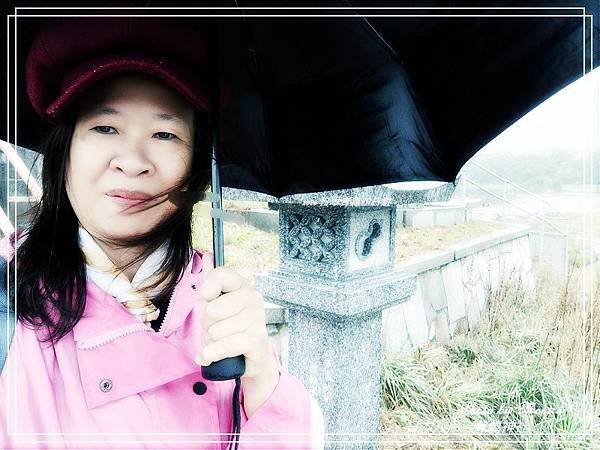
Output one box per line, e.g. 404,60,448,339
82,106,120,119
153,112,186,125
84,106,186,125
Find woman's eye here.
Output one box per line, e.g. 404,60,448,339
92,125,116,134
155,132,178,140
91,126,178,141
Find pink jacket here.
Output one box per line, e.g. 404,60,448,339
0,232,323,449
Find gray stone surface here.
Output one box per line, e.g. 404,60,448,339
257,268,416,320
382,302,410,355
487,246,501,294
450,226,530,260
416,275,438,327
400,198,483,228
264,301,286,325
408,209,435,228
460,254,484,309
419,268,448,312
290,308,382,449
515,236,536,293
441,261,466,323
348,208,391,272
397,250,454,274
436,208,458,226
464,294,481,330
276,204,398,281
222,181,455,207
267,226,536,365
250,184,452,449
401,281,429,348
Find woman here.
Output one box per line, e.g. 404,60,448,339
0,16,323,450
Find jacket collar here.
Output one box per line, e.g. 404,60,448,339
72,249,206,342
72,249,210,409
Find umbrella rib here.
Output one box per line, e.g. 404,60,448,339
344,0,399,60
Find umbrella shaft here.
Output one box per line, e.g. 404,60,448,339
211,135,225,268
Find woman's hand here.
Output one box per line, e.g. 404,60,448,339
194,252,279,382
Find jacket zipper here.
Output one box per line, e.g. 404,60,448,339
158,249,194,336
157,280,178,336
77,323,153,350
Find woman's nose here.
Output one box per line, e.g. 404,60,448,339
109,142,155,177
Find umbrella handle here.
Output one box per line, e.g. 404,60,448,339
201,122,247,382
201,356,246,381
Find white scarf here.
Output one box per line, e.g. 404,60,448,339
78,226,170,328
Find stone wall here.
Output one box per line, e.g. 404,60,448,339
263,226,534,365
400,198,483,228
382,226,534,355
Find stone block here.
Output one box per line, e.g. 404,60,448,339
441,261,466,323
419,268,448,311
408,209,435,228
461,254,487,314
401,282,429,348
419,279,438,328
288,310,382,442
264,301,286,325
398,250,454,274
278,204,397,281
382,303,409,354
465,292,482,331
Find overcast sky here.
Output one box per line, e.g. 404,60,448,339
474,67,600,158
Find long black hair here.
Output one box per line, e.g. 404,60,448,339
12,100,214,343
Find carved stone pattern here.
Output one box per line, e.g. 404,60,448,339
284,213,337,262
354,219,382,261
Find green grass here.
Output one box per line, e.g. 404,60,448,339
379,264,598,449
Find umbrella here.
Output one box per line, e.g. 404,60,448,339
3,0,598,381
7,2,598,189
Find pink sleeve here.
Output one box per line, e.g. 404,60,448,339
216,341,322,449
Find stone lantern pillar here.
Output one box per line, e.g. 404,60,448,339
224,182,454,449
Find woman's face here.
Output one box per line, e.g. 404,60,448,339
66,72,195,241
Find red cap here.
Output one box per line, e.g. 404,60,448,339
25,17,228,122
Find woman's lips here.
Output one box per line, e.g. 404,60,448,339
107,195,150,208
106,189,152,200
105,190,153,211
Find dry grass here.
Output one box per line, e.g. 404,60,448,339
395,221,511,262
379,262,599,449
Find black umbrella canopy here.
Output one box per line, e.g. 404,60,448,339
5,1,599,198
